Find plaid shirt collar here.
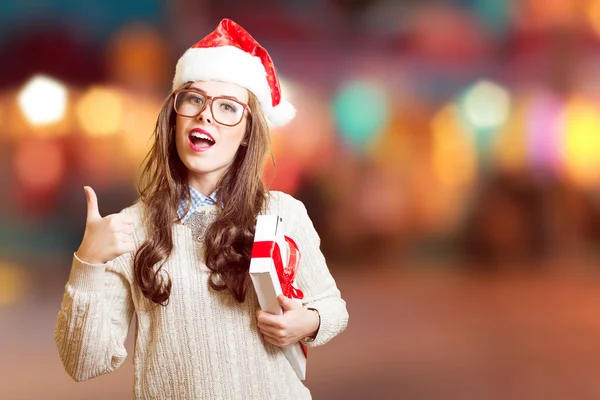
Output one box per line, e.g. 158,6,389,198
178,186,218,223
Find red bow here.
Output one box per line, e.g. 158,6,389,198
251,236,304,300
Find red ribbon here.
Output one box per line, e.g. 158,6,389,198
251,236,304,300
251,235,308,357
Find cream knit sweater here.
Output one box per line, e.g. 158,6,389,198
54,191,349,399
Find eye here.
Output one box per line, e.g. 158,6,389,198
185,92,205,105
218,100,239,113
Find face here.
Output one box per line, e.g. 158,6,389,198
174,81,250,191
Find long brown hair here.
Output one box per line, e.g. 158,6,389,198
134,83,272,305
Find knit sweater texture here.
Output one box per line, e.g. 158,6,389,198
54,191,349,399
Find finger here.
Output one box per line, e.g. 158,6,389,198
116,240,135,255
256,311,282,326
278,295,301,311
105,216,134,234
84,186,101,222
259,328,282,340
256,309,270,321
115,223,134,235
112,235,134,253
257,322,284,336
262,334,285,348
277,295,290,309
122,242,136,253
115,232,134,245
105,212,134,228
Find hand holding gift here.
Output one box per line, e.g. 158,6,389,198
256,295,320,348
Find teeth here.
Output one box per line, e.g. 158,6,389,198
191,132,215,143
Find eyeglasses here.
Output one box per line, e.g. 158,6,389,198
173,89,251,127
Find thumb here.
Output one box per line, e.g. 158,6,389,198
278,294,301,311
84,186,101,222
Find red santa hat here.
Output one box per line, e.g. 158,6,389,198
172,19,296,126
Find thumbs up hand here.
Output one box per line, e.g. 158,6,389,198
75,186,135,265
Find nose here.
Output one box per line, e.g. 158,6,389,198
196,101,213,124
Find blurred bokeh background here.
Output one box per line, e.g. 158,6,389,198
2,0,600,399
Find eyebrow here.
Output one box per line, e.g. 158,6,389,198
188,87,243,103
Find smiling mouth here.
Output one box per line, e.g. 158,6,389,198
189,131,215,151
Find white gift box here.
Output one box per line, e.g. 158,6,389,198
250,214,307,380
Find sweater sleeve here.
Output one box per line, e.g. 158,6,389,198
54,252,134,382
289,199,349,348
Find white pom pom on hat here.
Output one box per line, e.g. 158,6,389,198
172,19,296,127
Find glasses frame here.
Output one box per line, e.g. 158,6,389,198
172,89,252,127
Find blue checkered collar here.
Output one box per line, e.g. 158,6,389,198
178,186,218,223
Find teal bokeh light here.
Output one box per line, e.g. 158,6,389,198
333,81,390,150
456,79,511,163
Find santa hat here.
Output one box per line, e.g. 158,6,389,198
172,19,296,126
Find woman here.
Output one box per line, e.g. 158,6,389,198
54,19,348,399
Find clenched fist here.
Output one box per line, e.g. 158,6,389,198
75,186,135,265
